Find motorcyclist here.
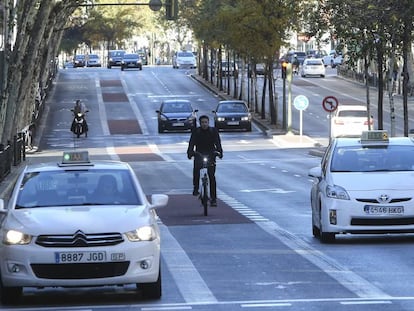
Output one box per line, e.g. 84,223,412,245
71,99,88,135
187,115,223,207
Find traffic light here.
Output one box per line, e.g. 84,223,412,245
281,62,288,79
165,0,178,20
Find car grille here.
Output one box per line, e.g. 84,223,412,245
351,217,414,226
356,198,411,204
36,231,124,248
31,262,129,279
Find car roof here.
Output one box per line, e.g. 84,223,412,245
162,99,191,104
334,136,414,148
23,160,131,173
336,105,367,111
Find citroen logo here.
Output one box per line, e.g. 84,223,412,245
377,194,390,203
73,230,88,246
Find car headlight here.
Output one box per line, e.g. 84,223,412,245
241,116,250,121
125,225,158,242
326,185,350,200
160,115,167,121
4,230,32,245
217,117,225,122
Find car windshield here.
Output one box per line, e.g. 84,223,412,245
337,110,367,118
178,52,194,57
330,145,414,172
124,54,138,59
15,170,142,208
75,55,85,60
110,51,125,57
162,102,192,113
217,103,247,113
89,54,99,59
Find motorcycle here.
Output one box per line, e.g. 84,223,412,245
70,109,88,138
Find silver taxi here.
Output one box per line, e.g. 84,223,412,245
309,131,414,243
0,151,168,304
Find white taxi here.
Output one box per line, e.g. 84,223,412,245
309,131,414,243
0,151,168,304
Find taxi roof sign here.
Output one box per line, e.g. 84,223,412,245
61,151,90,165
361,130,389,143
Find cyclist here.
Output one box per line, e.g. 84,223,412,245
187,115,223,206
71,99,88,133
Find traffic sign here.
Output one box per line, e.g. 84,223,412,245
293,95,309,111
322,96,339,112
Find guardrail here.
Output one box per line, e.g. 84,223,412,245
0,133,26,183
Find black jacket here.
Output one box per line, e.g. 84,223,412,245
187,127,223,157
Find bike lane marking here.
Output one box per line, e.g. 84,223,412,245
159,224,218,304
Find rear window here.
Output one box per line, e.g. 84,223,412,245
306,60,323,65
337,110,367,118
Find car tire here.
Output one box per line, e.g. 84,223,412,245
319,209,335,243
158,124,164,134
246,123,252,132
138,267,161,299
0,278,22,305
121,66,124,71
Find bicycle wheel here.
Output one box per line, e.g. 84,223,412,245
201,176,209,216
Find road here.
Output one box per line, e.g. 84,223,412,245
4,65,414,311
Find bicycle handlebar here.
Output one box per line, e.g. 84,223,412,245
192,151,222,159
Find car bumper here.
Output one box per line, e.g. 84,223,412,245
321,199,414,234
177,63,196,69
159,120,195,131
215,120,251,130
0,240,160,287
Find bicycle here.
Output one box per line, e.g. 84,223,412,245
194,151,221,216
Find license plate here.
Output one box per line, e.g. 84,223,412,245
55,251,107,263
227,121,239,125
172,122,185,126
363,205,404,215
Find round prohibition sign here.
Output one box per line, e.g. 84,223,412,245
322,96,339,112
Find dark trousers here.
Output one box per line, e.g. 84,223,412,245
193,160,217,200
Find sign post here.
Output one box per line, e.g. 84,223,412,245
293,95,309,137
322,96,339,141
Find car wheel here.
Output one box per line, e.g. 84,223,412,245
301,74,306,77
246,123,252,132
321,75,325,78
319,208,335,243
0,278,22,305
158,123,164,134
137,267,161,299
121,66,124,71
139,66,143,70
312,210,320,237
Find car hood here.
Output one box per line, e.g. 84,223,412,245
5,205,152,234
216,112,248,117
162,112,193,118
331,172,414,192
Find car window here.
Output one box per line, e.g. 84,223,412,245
110,51,125,57
89,54,99,59
330,146,414,172
306,60,323,65
178,52,194,57
162,103,191,113
217,103,247,113
124,54,138,58
337,110,367,118
16,170,142,208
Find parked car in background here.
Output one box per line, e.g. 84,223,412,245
107,50,125,69
86,54,101,67
120,53,143,71
331,105,374,138
172,51,197,69
156,99,198,133
73,54,86,68
287,51,306,64
212,100,252,131
333,54,343,68
306,49,328,59
219,61,238,76
301,58,326,78
322,50,337,67
137,49,148,65
0,151,168,304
